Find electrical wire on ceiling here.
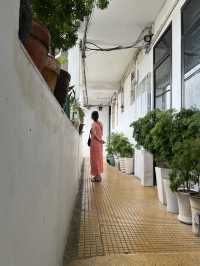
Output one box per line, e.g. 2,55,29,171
81,18,153,106
85,27,152,52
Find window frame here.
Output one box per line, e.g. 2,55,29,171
181,0,200,108
153,23,173,110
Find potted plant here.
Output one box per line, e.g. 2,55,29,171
32,0,109,55
150,109,177,210
131,109,162,186
118,140,134,174
170,138,200,224
109,133,123,169
188,139,200,234
25,19,51,73
110,133,134,174
42,55,60,92
77,105,85,135
30,0,109,87
106,138,115,167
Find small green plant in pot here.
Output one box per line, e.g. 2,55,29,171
170,138,200,224
131,109,164,190
150,109,177,208
130,109,163,152
106,137,115,167
113,133,134,175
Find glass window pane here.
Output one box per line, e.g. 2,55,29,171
184,18,200,74
155,56,171,97
184,70,200,109
182,0,200,35
155,88,171,111
154,27,172,66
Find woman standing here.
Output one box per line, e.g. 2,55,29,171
90,111,104,182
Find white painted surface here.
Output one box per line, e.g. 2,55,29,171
82,107,109,157
163,179,178,214
0,2,82,265
68,45,82,100
134,150,154,187
76,0,166,106
111,0,188,182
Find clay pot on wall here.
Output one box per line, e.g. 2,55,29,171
42,55,60,93
54,70,71,108
25,20,51,72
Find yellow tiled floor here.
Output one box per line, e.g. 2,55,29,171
65,161,200,265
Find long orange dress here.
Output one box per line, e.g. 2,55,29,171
90,121,103,176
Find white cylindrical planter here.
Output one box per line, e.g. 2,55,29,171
119,157,126,173
176,191,192,224
114,155,120,170
124,158,134,174
134,149,153,187
155,167,169,205
190,195,200,235
163,179,178,213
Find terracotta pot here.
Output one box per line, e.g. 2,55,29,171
42,56,60,92
54,70,71,107
25,20,51,72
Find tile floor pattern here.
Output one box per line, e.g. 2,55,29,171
65,161,200,264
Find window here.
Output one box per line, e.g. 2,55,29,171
111,96,116,129
154,25,172,110
130,72,136,104
120,88,125,112
182,0,200,108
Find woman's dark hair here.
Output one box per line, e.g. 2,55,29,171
91,111,99,121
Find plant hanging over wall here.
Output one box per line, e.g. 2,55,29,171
32,0,110,54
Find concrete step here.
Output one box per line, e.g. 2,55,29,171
67,252,200,266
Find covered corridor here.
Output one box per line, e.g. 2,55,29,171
65,161,200,265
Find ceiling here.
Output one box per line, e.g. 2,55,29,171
82,0,166,106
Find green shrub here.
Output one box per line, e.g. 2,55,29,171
32,0,110,53
169,109,200,191
109,133,134,158
170,138,200,192
130,109,163,153
150,110,174,167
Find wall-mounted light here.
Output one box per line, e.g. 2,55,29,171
144,34,153,44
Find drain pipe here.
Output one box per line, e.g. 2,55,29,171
81,16,91,106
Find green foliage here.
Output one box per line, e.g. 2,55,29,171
71,100,85,124
151,110,174,167
109,133,134,158
170,139,200,192
32,0,110,53
131,108,200,192
169,109,200,191
130,109,162,153
170,108,198,145
57,55,68,66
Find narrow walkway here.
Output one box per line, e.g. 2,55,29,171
65,161,200,265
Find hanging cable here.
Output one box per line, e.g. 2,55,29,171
85,26,152,52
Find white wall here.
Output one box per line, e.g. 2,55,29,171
82,107,109,157
0,1,82,265
68,46,81,100
112,0,187,139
